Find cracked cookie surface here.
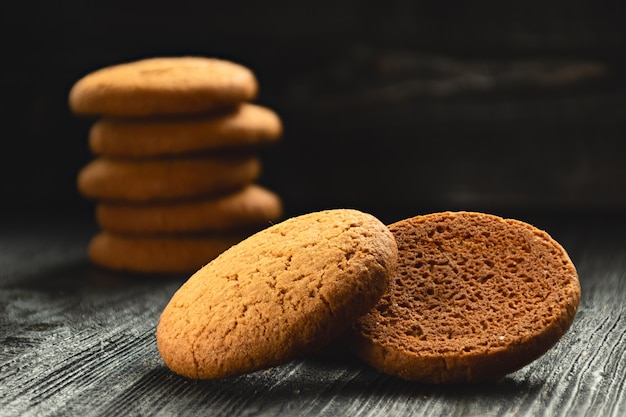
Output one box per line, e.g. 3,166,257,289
156,209,398,379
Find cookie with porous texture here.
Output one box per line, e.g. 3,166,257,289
88,231,246,274
347,211,581,383
77,155,260,202
69,56,258,117
89,104,282,158
96,185,283,234
156,209,398,379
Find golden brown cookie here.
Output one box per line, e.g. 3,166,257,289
77,155,260,202
88,231,246,274
347,211,581,383
156,209,398,379
89,104,282,158
95,185,283,234
69,56,258,117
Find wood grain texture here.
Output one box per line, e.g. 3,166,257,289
0,212,625,416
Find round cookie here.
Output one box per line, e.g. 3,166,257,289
347,211,581,383
89,104,283,158
69,56,258,117
156,209,398,379
88,231,246,275
96,185,283,234
77,155,260,202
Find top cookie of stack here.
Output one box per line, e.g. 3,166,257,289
70,56,283,274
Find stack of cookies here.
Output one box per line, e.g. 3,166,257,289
69,56,283,274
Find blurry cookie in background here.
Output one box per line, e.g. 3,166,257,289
69,56,258,117
88,232,247,275
89,103,282,158
95,185,282,235
76,155,261,203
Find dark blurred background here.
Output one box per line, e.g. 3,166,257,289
2,0,625,225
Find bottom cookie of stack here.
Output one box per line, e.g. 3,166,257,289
88,232,248,275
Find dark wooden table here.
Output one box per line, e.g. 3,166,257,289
1,210,624,416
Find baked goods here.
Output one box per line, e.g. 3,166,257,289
347,211,581,383
77,155,260,202
156,209,398,379
70,56,283,274
89,103,282,158
88,232,245,275
69,57,258,117
95,185,282,234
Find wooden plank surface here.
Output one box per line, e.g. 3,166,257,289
0,212,625,416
